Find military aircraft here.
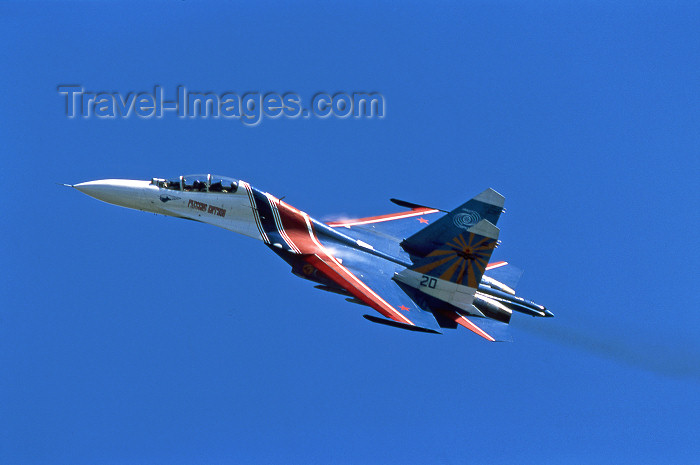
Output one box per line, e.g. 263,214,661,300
67,174,551,341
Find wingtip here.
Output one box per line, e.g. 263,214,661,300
390,198,448,212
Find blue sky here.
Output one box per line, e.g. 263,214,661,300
1,1,699,463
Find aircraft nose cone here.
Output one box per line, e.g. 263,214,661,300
73,179,149,210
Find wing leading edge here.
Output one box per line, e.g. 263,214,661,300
326,207,443,242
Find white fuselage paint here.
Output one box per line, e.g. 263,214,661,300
73,179,265,241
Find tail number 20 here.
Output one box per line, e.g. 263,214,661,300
420,275,437,289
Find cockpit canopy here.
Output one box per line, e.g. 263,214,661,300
150,174,239,193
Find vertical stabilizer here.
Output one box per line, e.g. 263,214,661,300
401,188,504,258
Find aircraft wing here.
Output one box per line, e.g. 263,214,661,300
326,189,505,259
299,244,511,340
303,244,442,333
326,207,444,242
351,268,444,332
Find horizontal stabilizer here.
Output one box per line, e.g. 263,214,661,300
462,315,512,342
362,314,440,334
484,263,523,291
435,309,512,342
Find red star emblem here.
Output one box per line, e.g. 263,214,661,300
418,217,429,224
398,305,410,312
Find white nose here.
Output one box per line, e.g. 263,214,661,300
73,179,150,210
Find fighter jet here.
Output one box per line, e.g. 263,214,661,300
67,174,551,341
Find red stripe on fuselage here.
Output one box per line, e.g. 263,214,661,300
270,197,415,326
275,199,318,254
